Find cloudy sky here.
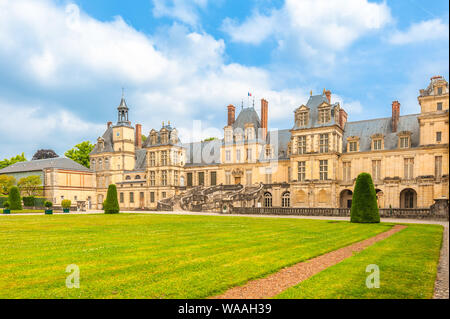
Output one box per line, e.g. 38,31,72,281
0,0,448,159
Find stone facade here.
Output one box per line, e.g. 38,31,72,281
89,76,449,211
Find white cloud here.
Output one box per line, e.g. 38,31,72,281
152,0,208,27
388,19,449,45
222,0,392,53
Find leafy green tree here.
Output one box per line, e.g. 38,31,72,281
0,153,27,169
350,173,380,223
0,175,16,195
8,186,22,210
104,184,120,214
65,141,95,168
141,135,147,143
32,149,58,160
17,175,42,197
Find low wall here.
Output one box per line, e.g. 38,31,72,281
231,207,448,221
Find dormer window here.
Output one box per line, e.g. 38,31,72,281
245,127,254,140
399,134,411,149
150,131,157,145
294,106,309,127
319,108,331,124
349,142,357,152
371,134,384,151
225,129,233,143
160,130,169,144
346,136,360,153
438,87,443,95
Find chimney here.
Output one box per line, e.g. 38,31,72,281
391,101,400,133
339,109,348,129
227,104,236,126
107,121,112,129
325,90,332,104
135,124,142,148
261,99,268,140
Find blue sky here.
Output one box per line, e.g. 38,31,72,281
0,0,448,159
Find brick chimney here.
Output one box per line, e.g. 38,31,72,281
135,124,142,148
227,104,236,126
107,121,112,129
325,90,332,104
261,99,268,140
391,101,400,132
339,109,348,129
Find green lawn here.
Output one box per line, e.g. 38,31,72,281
275,224,443,299
0,214,392,299
3,209,45,214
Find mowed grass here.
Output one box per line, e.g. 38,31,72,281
3,210,45,214
0,214,393,299
275,224,443,299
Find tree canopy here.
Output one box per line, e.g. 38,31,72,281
32,149,59,160
0,153,27,169
65,141,95,168
17,175,42,197
0,175,16,195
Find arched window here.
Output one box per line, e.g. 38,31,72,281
282,192,290,207
135,175,141,180
125,175,131,180
264,192,272,208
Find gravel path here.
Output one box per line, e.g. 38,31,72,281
211,225,407,299
433,222,449,299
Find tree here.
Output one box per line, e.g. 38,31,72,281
0,175,16,195
32,149,59,160
17,175,42,197
104,184,120,214
141,135,147,143
0,153,27,169
8,186,22,210
350,173,380,223
65,141,95,168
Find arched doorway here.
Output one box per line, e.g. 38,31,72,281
375,189,384,208
400,188,417,208
340,189,353,208
282,192,290,207
264,192,272,208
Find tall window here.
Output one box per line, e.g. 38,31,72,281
247,148,252,161
265,168,272,184
161,170,167,186
297,136,306,154
161,151,168,166
437,102,443,111
438,87,443,95
264,192,272,207
120,192,124,203
349,141,357,152
225,171,231,184
435,156,443,179
400,136,410,149
149,152,155,166
372,160,381,181
172,151,179,165
282,192,290,207
129,192,134,203
225,130,232,142
246,128,254,140
150,171,156,186
150,192,155,203
198,172,205,186
319,109,330,123
225,150,231,162
373,139,382,150
297,112,308,127
343,162,351,182
404,158,414,180
236,149,241,162
187,172,193,186
246,170,252,185
319,160,328,180
319,134,329,153
265,148,272,159
174,170,179,186
298,161,306,181
436,132,442,142
210,171,217,186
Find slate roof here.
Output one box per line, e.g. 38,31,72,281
142,125,182,148
233,107,261,132
184,139,221,167
0,158,92,174
91,127,114,154
292,94,340,130
343,114,420,152
266,129,291,160
134,149,147,170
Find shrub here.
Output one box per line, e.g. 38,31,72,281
350,173,380,223
8,186,22,210
61,199,72,209
23,196,35,207
34,197,46,208
3,201,10,209
44,201,53,209
104,184,119,214
0,196,8,208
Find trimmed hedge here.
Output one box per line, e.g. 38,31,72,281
61,199,71,209
23,196,35,207
0,197,8,208
350,173,380,223
104,184,120,214
8,186,22,210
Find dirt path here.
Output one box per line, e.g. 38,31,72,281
211,225,407,299
434,222,449,299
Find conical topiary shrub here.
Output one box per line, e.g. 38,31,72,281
350,173,380,223
104,184,120,214
8,186,22,210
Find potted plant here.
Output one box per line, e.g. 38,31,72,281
44,201,53,215
3,201,11,214
61,199,71,213
222,204,227,214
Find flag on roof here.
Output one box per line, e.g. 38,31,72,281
248,92,252,97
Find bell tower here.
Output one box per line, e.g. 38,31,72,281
117,89,131,126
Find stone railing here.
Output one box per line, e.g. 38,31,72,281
230,207,448,220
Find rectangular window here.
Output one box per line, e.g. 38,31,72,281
297,136,307,154
210,171,217,186
236,149,241,162
319,109,330,123
174,170,179,186
225,171,231,185
319,160,328,180
120,192,124,203
319,134,329,153
246,170,252,185
162,192,166,199
435,156,442,178
247,148,252,161
298,112,308,126
150,152,156,166
298,161,306,181
400,137,410,148
161,151,168,166
343,162,351,182
438,87,443,95
187,172,193,186
436,132,442,142
225,150,231,162
372,160,381,181
198,172,205,186
150,171,156,186
265,148,272,158
373,139,382,150
437,102,443,111
349,141,357,152
129,192,134,203
404,158,414,180
150,192,155,203
161,170,167,186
